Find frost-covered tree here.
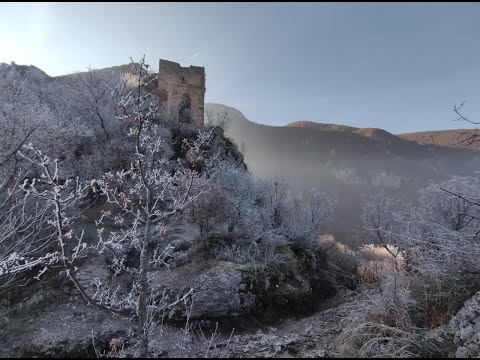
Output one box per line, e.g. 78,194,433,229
0,142,103,307
93,57,215,357
0,174,55,290
205,109,231,131
281,189,333,247
412,177,480,275
0,71,52,182
62,67,133,141
0,69,87,290
358,190,407,259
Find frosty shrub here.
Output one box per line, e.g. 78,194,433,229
341,177,480,357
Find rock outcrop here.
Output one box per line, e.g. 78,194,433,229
163,242,336,323
446,290,480,358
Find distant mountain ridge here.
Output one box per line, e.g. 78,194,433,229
286,119,480,150
287,120,404,144
286,121,357,132
398,129,480,149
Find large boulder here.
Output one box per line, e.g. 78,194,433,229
166,243,336,322
186,261,257,319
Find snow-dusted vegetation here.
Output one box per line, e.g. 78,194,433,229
0,58,479,358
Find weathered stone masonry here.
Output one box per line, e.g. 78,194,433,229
157,59,205,125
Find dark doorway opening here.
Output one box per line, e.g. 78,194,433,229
179,94,192,124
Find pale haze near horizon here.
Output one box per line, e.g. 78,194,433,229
1,2,480,133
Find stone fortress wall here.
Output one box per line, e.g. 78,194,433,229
157,59,205,125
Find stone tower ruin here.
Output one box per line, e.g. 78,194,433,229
157,59,205,125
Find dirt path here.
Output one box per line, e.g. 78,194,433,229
209,288,358,358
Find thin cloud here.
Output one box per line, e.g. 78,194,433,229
182,52,200,63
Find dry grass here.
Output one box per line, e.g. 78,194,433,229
337,278,442,358
355,244,406,284
336,245,446,358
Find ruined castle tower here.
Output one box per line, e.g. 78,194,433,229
157,59,205,125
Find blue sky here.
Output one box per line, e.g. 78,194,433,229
1,2,480,133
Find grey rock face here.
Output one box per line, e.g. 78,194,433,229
446,291,480,358
168,261,257,320
165,244,336,322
